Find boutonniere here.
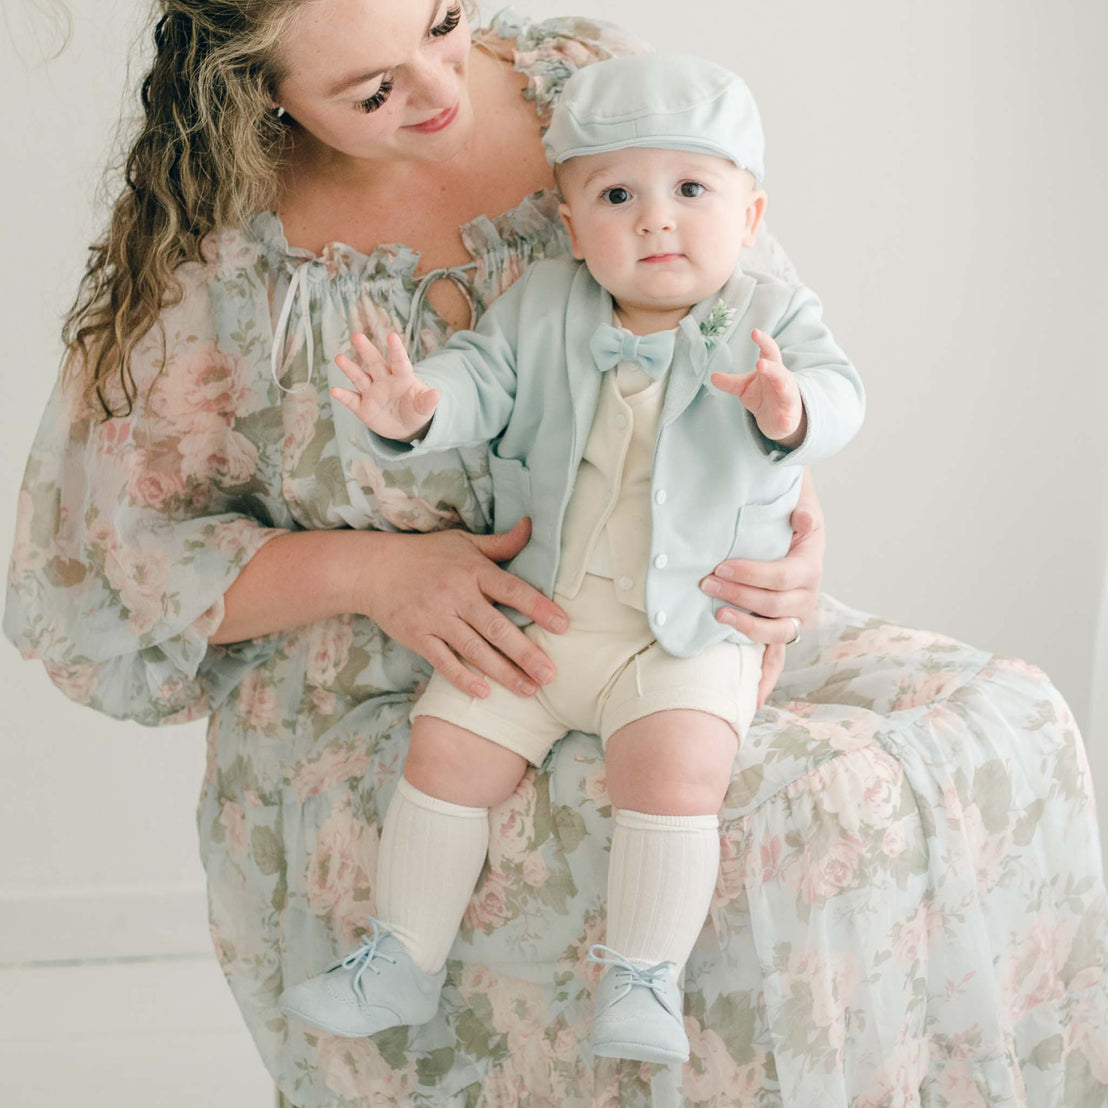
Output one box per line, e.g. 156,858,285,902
699,300,736,348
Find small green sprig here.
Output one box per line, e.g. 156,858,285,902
699,300,736,347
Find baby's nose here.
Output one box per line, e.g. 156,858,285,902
636,202,676,233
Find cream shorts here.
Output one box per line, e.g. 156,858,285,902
410,573,763,767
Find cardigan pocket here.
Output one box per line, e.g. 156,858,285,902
487,451,533,534
727,476,803,565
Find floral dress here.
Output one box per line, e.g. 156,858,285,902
4,11,1107,1108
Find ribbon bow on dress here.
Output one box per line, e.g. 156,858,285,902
589,322,677,379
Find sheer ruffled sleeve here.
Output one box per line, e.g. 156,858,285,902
481,9,650,122
3,259,291,726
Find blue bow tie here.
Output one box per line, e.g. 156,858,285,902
589,322,677,379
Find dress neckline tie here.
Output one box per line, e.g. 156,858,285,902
404,263,478,361
270,262,315,394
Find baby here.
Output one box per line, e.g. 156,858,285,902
279,52,864,1065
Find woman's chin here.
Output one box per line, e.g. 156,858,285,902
401,101,475,163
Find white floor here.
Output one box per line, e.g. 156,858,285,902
0,955,276,1108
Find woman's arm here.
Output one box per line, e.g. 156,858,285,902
211,521,569,699
208,530,371,644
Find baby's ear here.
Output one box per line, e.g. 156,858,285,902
743,189,768,248
558,203,585,260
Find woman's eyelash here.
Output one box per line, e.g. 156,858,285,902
430,4,462,37
355,6,461,113
358,77,393,114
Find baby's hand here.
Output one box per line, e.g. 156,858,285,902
711,329,806,448
332,332,440,441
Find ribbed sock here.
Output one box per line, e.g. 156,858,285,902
605,808,721,974
375,776,489,974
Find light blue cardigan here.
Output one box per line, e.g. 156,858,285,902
364,256,864,656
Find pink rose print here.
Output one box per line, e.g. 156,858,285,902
219,800,248,857
153,346,257,432
176,418,259,486
42,660,98,705
292,743,373,804
281,386,319,472
236,669,281,733
317,1036,419,1104
999,914,1069,1023
464,868,513,934
305,616,354,689
305,795,378,943
346,454,463,532
488,775,537,869
826,624,955,663
91,524,169,637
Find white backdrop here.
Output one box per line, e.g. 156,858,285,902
2,0,1106,963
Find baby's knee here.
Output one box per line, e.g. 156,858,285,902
405,715,529,808
605,710,738,815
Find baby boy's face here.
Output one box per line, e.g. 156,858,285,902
557,147,765,323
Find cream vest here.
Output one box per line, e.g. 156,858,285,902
554,357,667,611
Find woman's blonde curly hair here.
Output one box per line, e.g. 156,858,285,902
62,0,311,421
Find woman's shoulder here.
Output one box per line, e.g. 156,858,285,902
475,8,651,120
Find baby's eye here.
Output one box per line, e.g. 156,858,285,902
678,181,706,198
600,186,632,205
358,77,393,113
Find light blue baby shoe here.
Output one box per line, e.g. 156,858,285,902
588,944,690,1064
278,918,446,1038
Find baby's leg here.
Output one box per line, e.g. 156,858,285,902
376,715,530,973
601,709,738,972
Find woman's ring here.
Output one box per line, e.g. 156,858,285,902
784,617,801,646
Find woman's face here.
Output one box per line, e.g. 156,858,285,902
274,0,474,167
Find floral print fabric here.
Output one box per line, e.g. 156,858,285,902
5,10,1107,1106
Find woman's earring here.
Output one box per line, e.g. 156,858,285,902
275,106,287,119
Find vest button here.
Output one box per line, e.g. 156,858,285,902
617,576,634,590
653,553,668,569
614,412,629,430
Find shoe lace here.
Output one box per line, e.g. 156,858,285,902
587,943,680,1020
336,918,398,1004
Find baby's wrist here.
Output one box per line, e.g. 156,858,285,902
772,408,807,450
399,417,433,444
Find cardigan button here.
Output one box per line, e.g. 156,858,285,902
653,553,668,569
655,610,667,627
654,489,667,505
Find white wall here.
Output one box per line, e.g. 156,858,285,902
2,0,1106,962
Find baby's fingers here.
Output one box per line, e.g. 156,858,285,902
411,387,441,416
330,385,361,410
385,332,416,379
710,370,755,397
350,331,389,378
334,351,372,388
751,328,783,363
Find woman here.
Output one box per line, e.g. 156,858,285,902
5,1,1105,1105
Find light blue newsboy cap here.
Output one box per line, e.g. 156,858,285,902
543,53,765,183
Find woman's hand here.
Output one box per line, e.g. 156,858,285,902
350,518,568,699
699,469,826,707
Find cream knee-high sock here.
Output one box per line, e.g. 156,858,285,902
605,808,721,974
376,776,490,974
